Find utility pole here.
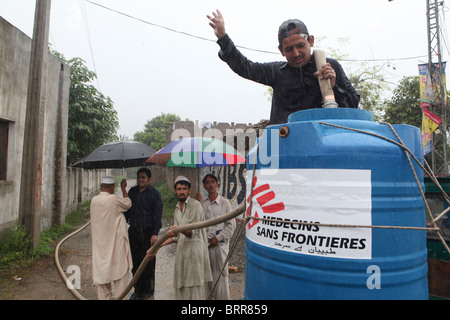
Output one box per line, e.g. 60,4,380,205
19,0,51,249
426,0,448,173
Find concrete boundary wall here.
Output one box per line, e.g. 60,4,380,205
0,17,104,236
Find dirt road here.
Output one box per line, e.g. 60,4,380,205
1,220,246,300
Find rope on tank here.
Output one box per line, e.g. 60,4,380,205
247,216,439,231
312,121,450,256
55,121,449,300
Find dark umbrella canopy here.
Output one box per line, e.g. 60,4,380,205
72,141,156,169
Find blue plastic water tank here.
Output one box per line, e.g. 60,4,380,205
245,108,428,300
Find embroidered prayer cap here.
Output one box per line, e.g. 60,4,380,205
174,175,191,187
101,176,115,184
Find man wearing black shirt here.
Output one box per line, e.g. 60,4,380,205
207,10,360,125
125,168,163,300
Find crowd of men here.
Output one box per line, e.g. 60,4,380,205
90,170,235,300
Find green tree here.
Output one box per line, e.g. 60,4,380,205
53,52,119,165
348,64,389,121
383,76,450,172
325,38,389,120
382,76,421,127
134,113,181,150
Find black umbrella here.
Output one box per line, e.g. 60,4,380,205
72,141,156,169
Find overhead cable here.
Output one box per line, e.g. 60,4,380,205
80,0,101,89
86,0,428,63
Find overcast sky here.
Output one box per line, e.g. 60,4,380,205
2,0,449,138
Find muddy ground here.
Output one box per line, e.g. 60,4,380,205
0,219,246,300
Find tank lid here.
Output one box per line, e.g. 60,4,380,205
288,108,374,123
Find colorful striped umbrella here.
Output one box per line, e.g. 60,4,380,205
146,137,246,168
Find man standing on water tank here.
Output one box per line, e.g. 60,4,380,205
207,9,360,124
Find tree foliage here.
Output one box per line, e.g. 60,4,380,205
382,76,421,127
382,76,450,171
133,113,181,150
54,52,119,165
324,38,388,120
348,63,389,121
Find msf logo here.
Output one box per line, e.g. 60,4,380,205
246,176,285,230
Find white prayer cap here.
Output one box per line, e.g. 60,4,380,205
101,176,115,184
174,175,190,187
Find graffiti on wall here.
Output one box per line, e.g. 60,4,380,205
200,164,247,210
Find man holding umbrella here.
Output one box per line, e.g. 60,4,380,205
125,168,163,300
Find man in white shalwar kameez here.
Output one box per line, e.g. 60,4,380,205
199,174,236,300
160,176,212,300
90,176,132,300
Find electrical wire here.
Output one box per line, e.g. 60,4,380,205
438,3,450,62
85,0,429,64
80,0,101,90
341,55,428,63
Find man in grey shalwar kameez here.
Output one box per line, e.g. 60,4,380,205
161,176,212,300
200,174,235,300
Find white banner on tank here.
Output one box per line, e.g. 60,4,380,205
246,168,372,259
